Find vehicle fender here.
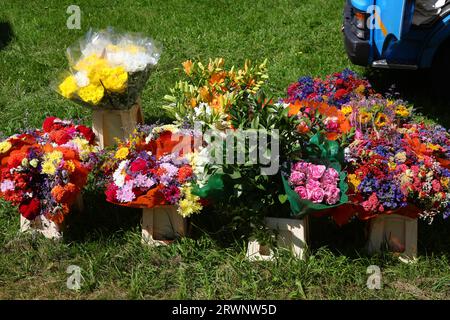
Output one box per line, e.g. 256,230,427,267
419,15,450,68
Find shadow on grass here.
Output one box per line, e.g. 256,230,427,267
63,189,142,243
191,208,450,258
364,68,450,127
0,22,14,50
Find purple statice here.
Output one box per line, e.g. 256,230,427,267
0,179,14,192
133,173,155,189
444,208,450,219
116,181,136,203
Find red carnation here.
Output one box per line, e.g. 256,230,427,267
335,78,344,86
130,158,148,173
42,117,58,133
19,198,41,220
105,183,118,202
334,89,347,100
76,125,95,144
177,165,193,183
50,130,72,145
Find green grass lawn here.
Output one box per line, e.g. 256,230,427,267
0,0,449,300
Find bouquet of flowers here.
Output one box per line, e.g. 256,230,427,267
346,129,450,223
0,117,98,223
101,125,203,217
164,58,269,129
57,28,161,109
287,161,343,205
287,100,353,143
285,69,374,108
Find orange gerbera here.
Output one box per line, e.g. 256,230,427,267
7,146,32,168
56,146,78,160
43,144,54,153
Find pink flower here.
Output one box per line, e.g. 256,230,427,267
324,117,339,131
294,186,308,200
432,179,442,192
309,187,325,203
292,161,310,173
321,168,339,185
324,186,340,205
289,171,306,186
355,130,363,140
306,179,321,190
362,193,379,212
307,164,326,180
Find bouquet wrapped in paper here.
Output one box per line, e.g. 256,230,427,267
101,125,204,217
57,28,161,110
0,118,99,223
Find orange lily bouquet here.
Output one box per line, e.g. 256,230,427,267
56,28,161,110
0,118,98,224
163,58,269,129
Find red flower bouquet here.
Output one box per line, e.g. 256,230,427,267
0,118,98,224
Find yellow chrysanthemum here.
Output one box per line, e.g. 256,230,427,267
347,174,361,190
72,137,96,161
41,161,57,176
59,75,78,98
100,66,128,93
341,106,353,116
115,147,129,160
78,84,104,105
0,141,12,154
45,150,63,163
74,54,108,73
395,105,410,118
64,160,76,173
178,185,202,217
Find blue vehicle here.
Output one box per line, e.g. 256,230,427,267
343,0,450,70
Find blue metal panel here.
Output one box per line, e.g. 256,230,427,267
351,0,373,12
419,15,450,68
373,0,408,56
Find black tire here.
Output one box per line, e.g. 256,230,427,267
431,39,450,97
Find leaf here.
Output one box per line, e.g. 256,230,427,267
278,194,288,204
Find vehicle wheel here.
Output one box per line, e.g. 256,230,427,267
431,39,450,97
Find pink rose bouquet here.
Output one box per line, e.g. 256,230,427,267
289,161,341,205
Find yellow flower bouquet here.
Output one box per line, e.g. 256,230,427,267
56,28,161,110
